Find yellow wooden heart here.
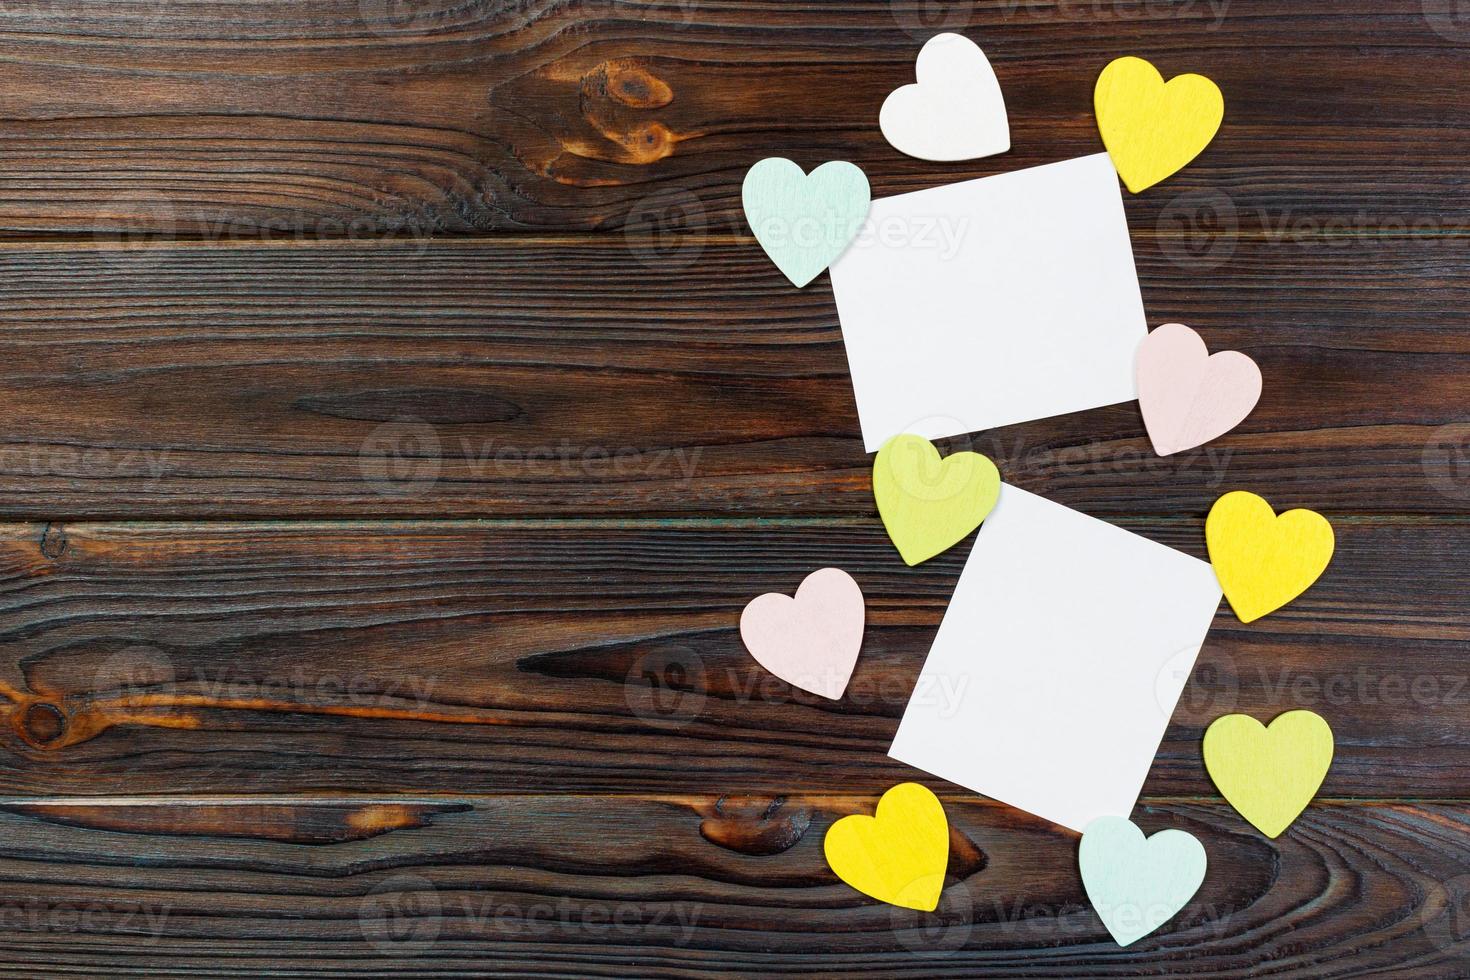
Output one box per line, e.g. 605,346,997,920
873,434,1000,567
1203,710,1334,838
1095,56,1224,193
1206,490,1334,623
824,782,949,911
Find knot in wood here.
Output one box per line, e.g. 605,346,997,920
40,523,68,559
21,702,67,746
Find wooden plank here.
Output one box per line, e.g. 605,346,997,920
0,517,1462,798
0,3,1462,234
0,236,1465,518
0,795,1462,975
0,5,1458,976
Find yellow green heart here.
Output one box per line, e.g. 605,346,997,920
1095,56,1224,193
873,434,1000,566
1203,710,1334,838
824,782,949,911
1206,490,1334,623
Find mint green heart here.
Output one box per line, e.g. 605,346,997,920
742,158,871,287
1079,816,1207,947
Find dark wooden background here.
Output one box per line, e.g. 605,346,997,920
0,1,1465,975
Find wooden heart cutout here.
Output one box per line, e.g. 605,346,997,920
742,158,871,287
1079,816,1207,947
740,567,865,700
1137,323,1261,456
1204,710,1333,838
1206,490,1334,623
824,783,949,911
873,434,1000,566
1095,56,1223,193
879,33,1010,162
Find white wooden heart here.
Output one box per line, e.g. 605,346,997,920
879,33,1010,162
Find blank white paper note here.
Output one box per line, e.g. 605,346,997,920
828,153,1147,451
888,484,1223,832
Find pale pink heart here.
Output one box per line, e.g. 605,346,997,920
1136,322,1263,456
739,568,865,700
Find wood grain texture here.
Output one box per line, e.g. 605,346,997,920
0,3,1464,974
0,2,1464,235
0,795,1463,977
0,518,1460,798
0,235,1465,518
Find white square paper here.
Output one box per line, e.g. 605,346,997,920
888,484,1222,832
828,154,1148,451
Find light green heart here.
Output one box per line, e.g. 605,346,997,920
742,158,871,287
873,434,1000,566
1079,816,1207,948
